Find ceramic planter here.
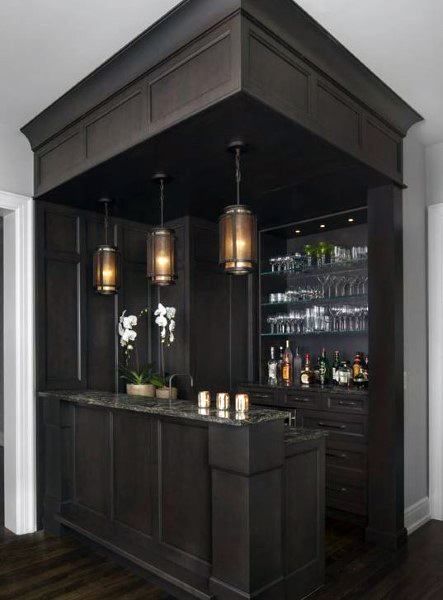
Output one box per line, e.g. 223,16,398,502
156,386,178,400
126,384,155,397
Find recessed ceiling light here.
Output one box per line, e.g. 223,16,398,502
295,229,301,234
320,224,326,229
348,218,355,223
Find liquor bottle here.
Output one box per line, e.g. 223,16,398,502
293,347,302,385
352,353,362,380
319,348,330,386
338,361,351,387
267,347,278,387
332,350,340,385
300,353,315,386
277,346,284,385
282,340,293,387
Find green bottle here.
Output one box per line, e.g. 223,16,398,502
319,348,330,386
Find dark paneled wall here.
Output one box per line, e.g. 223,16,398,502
36,203,251,396
36,201,152,393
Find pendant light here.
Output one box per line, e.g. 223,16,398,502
147,173,176,286
219,141,257,275
93,199,121,295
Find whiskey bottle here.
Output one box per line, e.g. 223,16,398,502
267,347,278,387
319,348,330,386
277,346,284,385
282,340,293,387
332,350,340,385
300,353,315,386
352,353,362,380
338,361,351,387
293,347,302,385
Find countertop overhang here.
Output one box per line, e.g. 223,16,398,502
38,389,290,427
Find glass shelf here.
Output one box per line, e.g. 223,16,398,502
261,294,368,308
261,330,368,337
261,259,368,277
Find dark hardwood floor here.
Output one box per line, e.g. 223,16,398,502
0,446,441,599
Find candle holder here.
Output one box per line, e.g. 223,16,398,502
198,391,211,409
235,393,250,413
216,393,230,411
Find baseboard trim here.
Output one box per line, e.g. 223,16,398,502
405,497,431,534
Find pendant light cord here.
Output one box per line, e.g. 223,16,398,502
160,179,165,227
235,148,241,206
104,201,109,245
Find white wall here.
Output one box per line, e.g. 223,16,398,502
403,129,429,513
426,142,443,208
0,124,33,197
0,124,32,445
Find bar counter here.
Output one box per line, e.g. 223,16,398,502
39,390,326,600
38,389,290,426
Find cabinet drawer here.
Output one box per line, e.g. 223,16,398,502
297,410,367,442
243,387,278,406
326,477,367,516
326,441,367,475
326,393,368,414
285,390,321,410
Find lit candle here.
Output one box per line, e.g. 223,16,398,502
216,393,230,411
235,393,250,413
198,391,211,409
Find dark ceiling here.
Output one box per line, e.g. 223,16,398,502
39,94,390,229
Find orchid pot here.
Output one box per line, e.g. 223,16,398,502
155,386,178,400
126,383,155,397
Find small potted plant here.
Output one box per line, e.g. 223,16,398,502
120,365,156,397
154,303,177,400
118,309,156,397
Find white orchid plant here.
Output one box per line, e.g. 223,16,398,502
154,303,176,347
117,303,177,386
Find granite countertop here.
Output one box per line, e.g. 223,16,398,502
284,427,328,445
38,390,290,427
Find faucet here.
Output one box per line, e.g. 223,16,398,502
169,373,194,399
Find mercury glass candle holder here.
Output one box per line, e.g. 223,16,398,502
235,393,250,413
198,391,211,409
216,393,230,411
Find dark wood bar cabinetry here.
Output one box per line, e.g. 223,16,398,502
23,0,423,593
244,384,369,520
39,391,326,600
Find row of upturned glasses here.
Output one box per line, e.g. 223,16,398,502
266,305,369,334
268,274,369,304
268,245,368,273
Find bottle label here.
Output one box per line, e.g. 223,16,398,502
282,364,290,382
301,372,310,385
268,363,277,384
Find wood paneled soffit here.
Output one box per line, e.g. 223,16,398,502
21,0,422,196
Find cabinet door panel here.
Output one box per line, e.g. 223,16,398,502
114,412,153,535
159,420,211,562
74,406,110,517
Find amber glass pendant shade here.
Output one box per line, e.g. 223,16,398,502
93,245,121,294
147,174,177,286
93,199,121,295
219,141,257,275
147,228,176,286
219,205,257,274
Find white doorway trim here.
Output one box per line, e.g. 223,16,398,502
429,203,443,521
0,189,36,535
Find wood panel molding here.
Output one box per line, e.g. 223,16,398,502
22,1,420,197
